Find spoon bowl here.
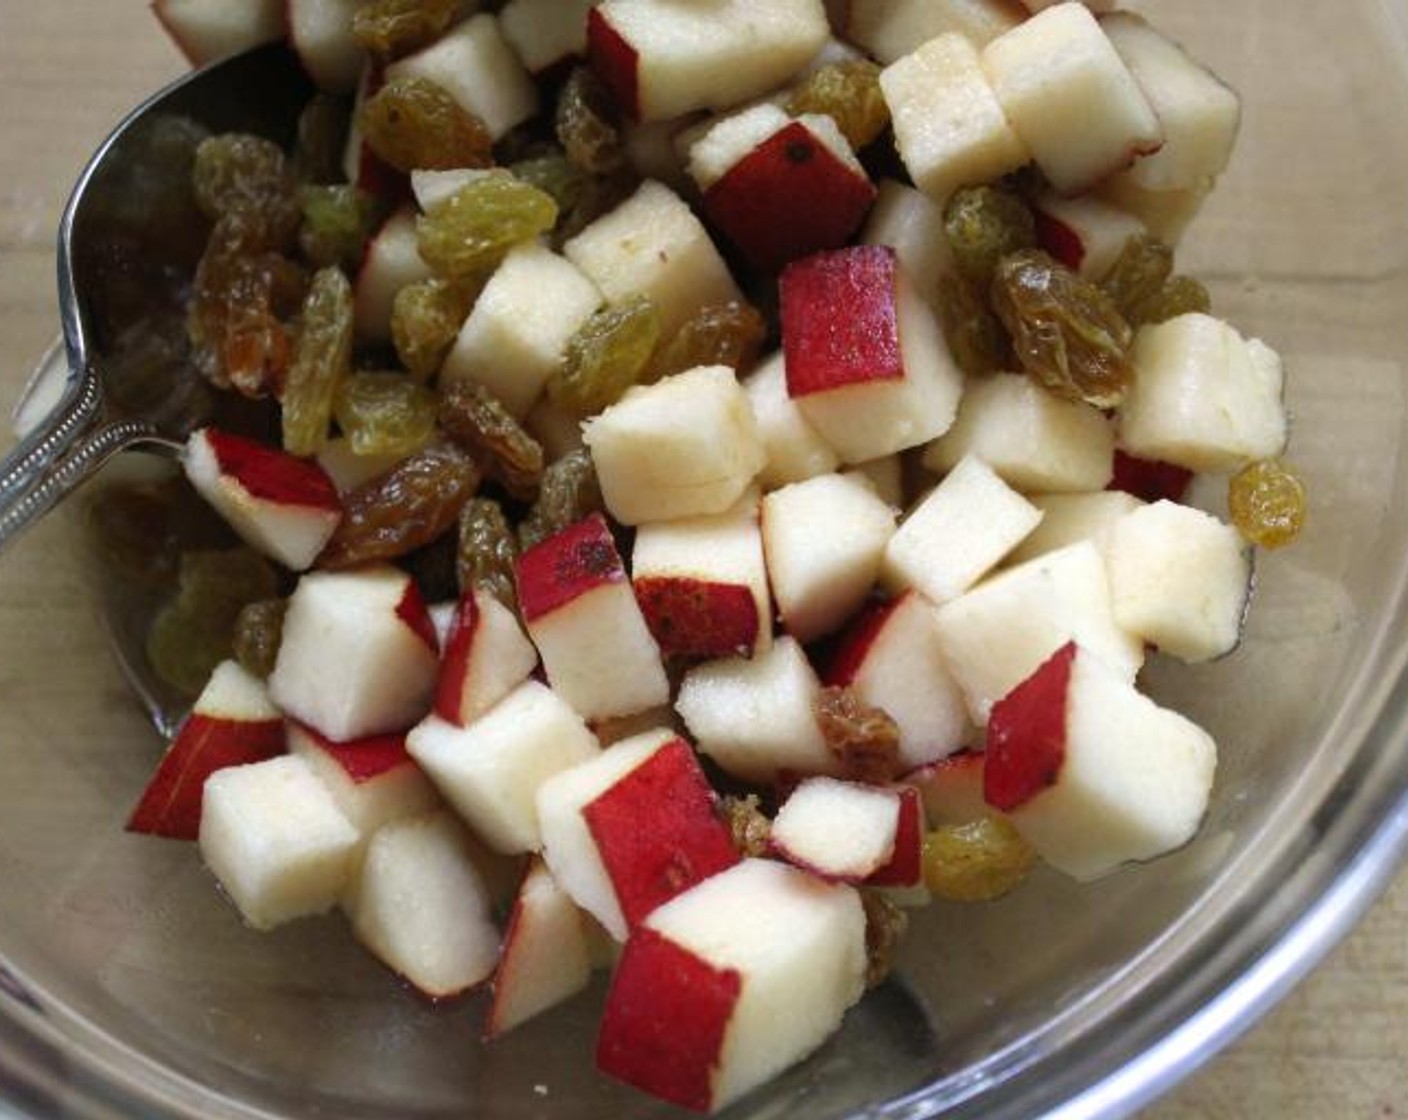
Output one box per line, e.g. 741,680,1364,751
0,42,314,552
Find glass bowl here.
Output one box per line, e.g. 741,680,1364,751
2,1,1408,1117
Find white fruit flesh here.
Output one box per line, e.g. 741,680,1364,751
924,371,1116,492
315,438,408,494
831,593,972,768
1103,12,1240,192
1106,500,1251,662
844,455,904,508
386,14,538,140
631,494,772,657
686,103,792,191
771,777,901,881
762,473,897,642
1094,173,1210,247
982,4,1163,194
583,365,765,525
287,0,362,93
410,168,493,213
935,541,1144,724
563,180,741,338
437,589,540,727
1006,490,1145,568
676,636,837,784
999,647,1216,880
743,351,842,489
1118,313,1288,472
590,0,830,121
199,755,359,931
883,454,1044,604
862,181,956,310
269,567,440,741
152,0,284,65
1032,191,1147,279
407,681,601,854
534,729,676,940
604,858,866,1111
486,859,595,1037
909,752,992,826
881,32,1030,204
499,0,594,73
441,241,603,418
791,264,963,464
846,0,1026,63
349,812,501,997
354,208,434,343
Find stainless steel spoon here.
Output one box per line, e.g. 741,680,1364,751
0,42,314,553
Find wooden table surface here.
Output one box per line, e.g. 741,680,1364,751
1,4,1406,1117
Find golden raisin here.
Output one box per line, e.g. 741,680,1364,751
922,818,1037,902
936,274,1010,377
333,371,439,457
786,60,890,151
351,0,460,60
550,295,662,415
862,890,909,988
391,277,478,381
456,497,519,609
416,173,559,280
815,686,904,784
233,598,287,679
358,76,495,174
944,186,1037,284
720,794,772,858
437,380,545,501
282,266,353,456
649,300,767,382
556,67,625,176
518,449,603,550
1229,459,1307,549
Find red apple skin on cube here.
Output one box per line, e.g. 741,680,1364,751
583,737,739,930
985,642,1076,812
782,245,904,396
703,121,877,272
597,925,741,1111
587,7,641,120
518,513,625,624
127,662,285,840
633,577,759,661
1034,208,1086,272
433,588,538,727
867,786,923,888
1108,449,1194,504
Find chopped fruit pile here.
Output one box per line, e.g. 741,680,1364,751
120,0,1304,1111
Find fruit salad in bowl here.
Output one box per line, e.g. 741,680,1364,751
7,1,1407,1118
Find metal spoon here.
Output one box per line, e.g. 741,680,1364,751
0,42,314,553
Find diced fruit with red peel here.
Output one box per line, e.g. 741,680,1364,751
981,4,1164,194
348,812,501,998
825,593,971,769
586,0,829,123
783,246,903,395
433,588,539,727
781,246,962,463
1032,192,1147,279
861,180,955,313
394,580,439,653
1119,314,1288,473
696,110,877,272
675,636,839,785
923,372,1116,493
485,858,596,1039
868,786,924,888
385,13,538,140
269,566,441,741
1108,449,1193,504
564,180,742,342
880,32,1030,204
516,513,624,624
882,454,1043,605
582,365,766,526
770,777,901,882
984,642,1075,812
933,541,1144,725
598,925,739,1111
1105,500,1252,663
1102,12,1241,192
582,737,740,930
631,496,771,660
537,728,735,940
407,680,600,854
184,427,341,572
499,0,594,75
596,858,866,1112
909,751,991,826
151,0,285,67
127,660,285,840
762,473,896,643
845,0,1026,64
198,754,360,930
287,0,363,93
743,351,841,489
286,722,440,844
516,515,669,722
354,207,434,344
982,642,1217,879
